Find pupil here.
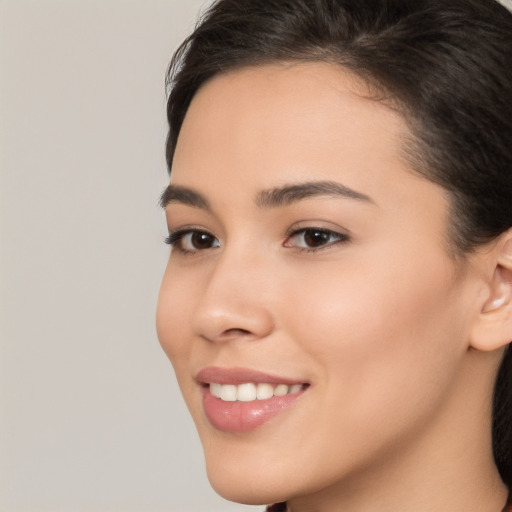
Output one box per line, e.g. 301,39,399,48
193,232,213,248
305,230,329,247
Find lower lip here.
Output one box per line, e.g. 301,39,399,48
202,387,304,433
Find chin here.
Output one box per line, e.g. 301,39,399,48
207,474,286,506
203,449,292,506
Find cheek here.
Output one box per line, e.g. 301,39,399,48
280,249,465,417
156,262,193,368
264,253,468,481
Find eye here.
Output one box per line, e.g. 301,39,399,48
284,228,348,251
165,229,220,254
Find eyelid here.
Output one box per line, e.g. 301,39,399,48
164,224,209,242
285,221,350,239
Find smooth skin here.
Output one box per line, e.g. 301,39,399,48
157,63,512,512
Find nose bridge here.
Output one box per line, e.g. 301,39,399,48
192,241,274,342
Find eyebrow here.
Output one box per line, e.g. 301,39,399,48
159,180,373,210
255,180,373,208
159,185,210,210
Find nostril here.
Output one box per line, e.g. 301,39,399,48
193,299,274,342
225,328,251,335
218,328,254,339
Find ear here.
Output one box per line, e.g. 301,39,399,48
470,231,512,352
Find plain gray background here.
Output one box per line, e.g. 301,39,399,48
2,1,512,511
0,1,258,511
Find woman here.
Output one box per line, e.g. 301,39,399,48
156,0,512,510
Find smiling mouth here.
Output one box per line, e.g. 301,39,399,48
195,367,310,431
208,382,308,402
201,381,309,432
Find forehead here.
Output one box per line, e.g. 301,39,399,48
172,62,408,187
170,63,448,229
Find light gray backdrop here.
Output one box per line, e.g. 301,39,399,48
0,1,258,511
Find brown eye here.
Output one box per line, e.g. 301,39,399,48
188,231,218,250
165,229,220,253
285,228,348,251
303,230,332,247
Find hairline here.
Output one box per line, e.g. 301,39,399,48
169,57,471,261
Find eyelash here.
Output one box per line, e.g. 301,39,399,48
164,227,350,254
164,228,220,255
285,227,350,252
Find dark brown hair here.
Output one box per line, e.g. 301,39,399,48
165,0,512,487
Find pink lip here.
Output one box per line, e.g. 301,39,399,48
196,366,308,433
195,366,305,386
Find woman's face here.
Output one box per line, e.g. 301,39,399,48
157,63,481,505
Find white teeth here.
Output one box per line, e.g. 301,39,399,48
256,383,274,400
274,384,289,396
209,382,304,402
290,384,302,394
210,382,222,398
237,383,257,402
220,384,237,402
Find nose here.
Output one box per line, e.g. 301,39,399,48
192,247,275,343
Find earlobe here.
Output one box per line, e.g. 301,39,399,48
470,234,512,352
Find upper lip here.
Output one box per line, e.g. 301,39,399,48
195,366,307,386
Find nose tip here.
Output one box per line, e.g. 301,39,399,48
194,300,275,344
191,254,275,343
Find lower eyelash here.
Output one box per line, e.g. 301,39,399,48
298,238,349,253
